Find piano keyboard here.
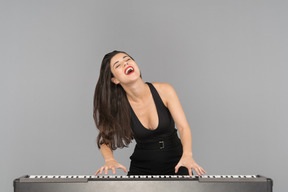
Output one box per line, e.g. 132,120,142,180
14,174,273,192
27,174,259,179
20,174,259,182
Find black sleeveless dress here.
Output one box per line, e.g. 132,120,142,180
127,82,189,175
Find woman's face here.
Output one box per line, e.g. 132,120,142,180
110,53,140,85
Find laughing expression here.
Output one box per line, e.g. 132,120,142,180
110,53,140,84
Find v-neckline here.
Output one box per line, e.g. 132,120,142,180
128,83,160,131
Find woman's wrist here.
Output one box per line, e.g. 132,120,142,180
105,158,115,162
182,151,193,157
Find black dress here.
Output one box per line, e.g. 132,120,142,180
127,82,189,175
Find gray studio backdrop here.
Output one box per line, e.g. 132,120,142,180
1,0,287,191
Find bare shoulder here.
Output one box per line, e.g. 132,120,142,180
151,82,177,106
152,82,175,93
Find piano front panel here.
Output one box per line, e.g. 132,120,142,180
14,175,273,192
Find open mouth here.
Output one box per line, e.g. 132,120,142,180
124,66,134,75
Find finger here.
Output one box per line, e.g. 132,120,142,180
202,167,207,174
188,167,193,177
112,167,116,174
99,167,104,175
94,169,100,176
200,167,206,175
198,168,203,176
195,170,200,176
196,166,205,175
119,165,128,173
104,167,108,175
199,168,204,175
174,164,181,173
195,167,202,176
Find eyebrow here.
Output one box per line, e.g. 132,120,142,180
113,55,129,67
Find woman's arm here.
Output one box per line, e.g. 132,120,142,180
94,144,127,175
154,83,206,176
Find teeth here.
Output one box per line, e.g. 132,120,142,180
126,67,134,74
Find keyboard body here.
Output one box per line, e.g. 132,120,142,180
14,175,273,192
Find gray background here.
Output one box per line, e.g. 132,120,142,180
1,0,287,191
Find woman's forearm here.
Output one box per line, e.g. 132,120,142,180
178,126,193,157
100,144,115,161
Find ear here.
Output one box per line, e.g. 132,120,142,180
111,77,120,85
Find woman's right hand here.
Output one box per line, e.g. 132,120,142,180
94,159,128,175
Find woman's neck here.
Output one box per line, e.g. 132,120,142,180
121,79,149,103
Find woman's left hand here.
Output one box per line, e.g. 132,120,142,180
175,155,206,176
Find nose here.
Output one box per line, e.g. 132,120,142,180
123,62,128,67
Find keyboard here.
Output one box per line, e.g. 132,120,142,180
14,174,273,192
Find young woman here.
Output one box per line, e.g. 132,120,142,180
93,50,206,176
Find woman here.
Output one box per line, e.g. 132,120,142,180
94,50,206,176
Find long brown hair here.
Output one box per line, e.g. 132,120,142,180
93,50,134,150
